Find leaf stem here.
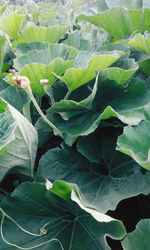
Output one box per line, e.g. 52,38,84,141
64,91,71,100
29,92,63,139
46,88,55,105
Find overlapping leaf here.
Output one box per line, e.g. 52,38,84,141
37,127,150,212
78,7,150,39
0,181,126,250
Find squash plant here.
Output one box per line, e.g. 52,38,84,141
0,0,150,249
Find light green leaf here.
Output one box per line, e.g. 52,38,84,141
122,219,150,250
55,51,119,92
18,25,68,43
37,127,150,213
0,36,6,72
0,99,38,180
0,181,126,250
117,120,150,171
0,13,23,40
78,7,150,39
129,33,150,54
20,59,73,96
100,58,138,84
14,43,79,71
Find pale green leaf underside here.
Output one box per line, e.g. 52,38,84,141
0,101,38,180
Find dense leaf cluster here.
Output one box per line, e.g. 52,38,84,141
0,0,150,249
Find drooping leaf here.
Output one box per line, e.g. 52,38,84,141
0,99,38,181
0,13,23,40
117,120,150,171
37,127,150,212
18,25,68,43
0,181,126,250
122,219,150,250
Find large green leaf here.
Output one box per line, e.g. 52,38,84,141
0,13,23,40
78,7,150,39
55,51,119,91
37,127,150,212
117,120,150,171
0,181,126,250
46,77,150,145
122,219,150,250
0,99,38,180
20,59,73,96
14,43,79,71
18,25,68,43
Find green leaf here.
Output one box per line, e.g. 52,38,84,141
78,7,150,39
117,120,150,171
0,99,38,180
55,51,119,92
14,43,79,71
18,25,68,43
0,36,6,72
20,59,73,96
100,58,138,84
0,79,29,113
37,127,150,212
0,181,126,250
129,33,150,54
122,219,150,250
16,41,50,54
49,74,98,120
46,77,150,145
0,13,23,40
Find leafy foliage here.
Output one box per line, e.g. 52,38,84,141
0,0,150,249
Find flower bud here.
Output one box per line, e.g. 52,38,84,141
12,75,31,94
40,79,50,92
8,69,16,75
40,79,49,85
